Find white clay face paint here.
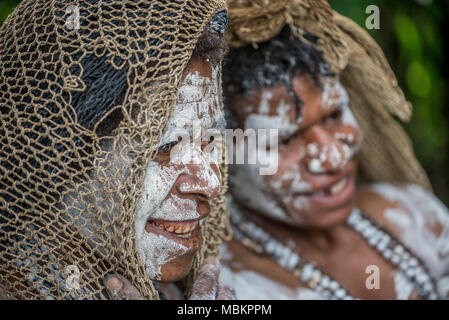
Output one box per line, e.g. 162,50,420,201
307,142,352,174
137,232,188,280
339,102,363,156
159,66,225,147
369,183,449,292
230,160,291,223
268,163,312,195
321,78,348,111
135,65,223,280
244,90,300,139
307,80,361,174
230,156,308,225
231,89,311,224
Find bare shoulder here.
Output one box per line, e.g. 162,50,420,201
356,183,449,297
356,183,449,239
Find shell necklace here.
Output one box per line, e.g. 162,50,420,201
230,205,438,300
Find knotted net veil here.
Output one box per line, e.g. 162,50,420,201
225,0,431,189
0,0,229,300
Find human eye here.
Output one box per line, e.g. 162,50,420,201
324,104,342,126
279,134,294,146
154,139,181,162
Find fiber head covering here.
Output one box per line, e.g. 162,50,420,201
226,0,431,189
0,0,228,299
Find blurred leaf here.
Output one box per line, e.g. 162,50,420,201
394,13,423,58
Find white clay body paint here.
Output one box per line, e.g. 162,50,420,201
393,271,414,300
368,183,449,298
135,65,223,280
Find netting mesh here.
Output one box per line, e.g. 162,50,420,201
0,0,228,300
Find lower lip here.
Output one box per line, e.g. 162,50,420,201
308,175,355,209
145,221,203,250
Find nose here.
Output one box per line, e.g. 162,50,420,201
175,148,222,201
303,125,351,174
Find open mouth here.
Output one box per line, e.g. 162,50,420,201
287,174,355,210
316,176,349,196
146,219,199,239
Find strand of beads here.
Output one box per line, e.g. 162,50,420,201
230,208,355,300
346,208,438,300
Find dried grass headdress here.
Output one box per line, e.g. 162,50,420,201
226,0,431,189
0,0,229,299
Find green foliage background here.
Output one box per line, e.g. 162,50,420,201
329,0,449,205
1,0,448,205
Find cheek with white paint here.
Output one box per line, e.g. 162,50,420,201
134,162,191,280
137,232,189,281
136,161,193,225
306,142,352,174
230,161,290,223
267,162,312,196
321,78,348,111
230,140,310,224
305,81,362,174
338,102,363,156
134,66,223,281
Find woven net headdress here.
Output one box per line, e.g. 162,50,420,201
226,0,431,189
0,0,229,299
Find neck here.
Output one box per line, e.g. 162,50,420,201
234,200,353,253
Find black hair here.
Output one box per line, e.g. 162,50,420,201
223,26,331,120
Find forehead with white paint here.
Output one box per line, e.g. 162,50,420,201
159,64,225,147
321,78,349,111
242,89,299,140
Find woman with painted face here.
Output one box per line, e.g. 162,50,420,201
0,0,234,300
220,0,449,300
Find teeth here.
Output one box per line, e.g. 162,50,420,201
149,221,197,236
175,226,183,234
177,232,192,239
330,178,347,195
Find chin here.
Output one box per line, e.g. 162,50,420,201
155,252,196,283
289,202,354,230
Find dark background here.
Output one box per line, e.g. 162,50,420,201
1,0,448,205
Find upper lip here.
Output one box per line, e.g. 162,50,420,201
292,164,354,196
146,199,210,225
